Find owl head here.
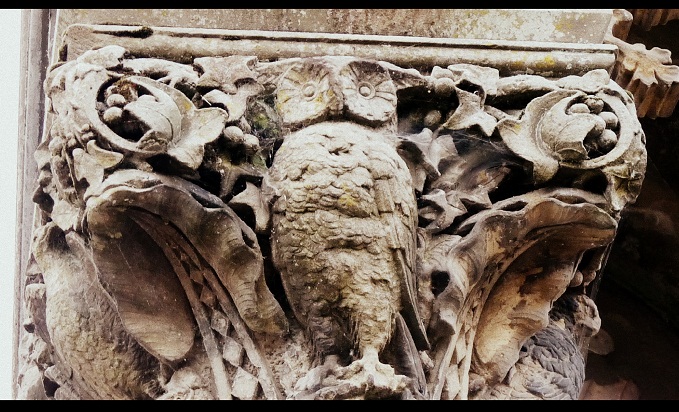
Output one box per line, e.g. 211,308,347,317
260,56,427,133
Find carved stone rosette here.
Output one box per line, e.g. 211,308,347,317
17,24,647,400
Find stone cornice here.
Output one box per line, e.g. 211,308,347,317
60,24,617,78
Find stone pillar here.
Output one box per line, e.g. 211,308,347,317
14,9,647,400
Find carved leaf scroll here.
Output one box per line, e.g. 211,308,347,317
103,76,228,170
423,188,617,399
86,169,288,339
499,89,600,184
47,46,227,171
497,70,646,213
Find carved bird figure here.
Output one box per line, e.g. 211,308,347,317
263,57,429,399
468,293,601,400
32,223,164,400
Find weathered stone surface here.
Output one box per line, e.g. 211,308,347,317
14,9,649,401
53,9,613,46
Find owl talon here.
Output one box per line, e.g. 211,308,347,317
292,350,412,399
292,355,341,394
337,355,410,396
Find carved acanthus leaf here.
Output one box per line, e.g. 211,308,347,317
435,64,500,136
202,146,266,199
112,76,229,169
418,189,466,234
229,181,271,233
194,56,265,122
394,128,445,193
429,134,514,215
424,188,617,399
122,57,200,88
72,140,124,199
495,74,558,100
194,56,260,94
555,69,612,94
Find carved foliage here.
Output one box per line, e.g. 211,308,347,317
606,9,679,119
23,45,647,400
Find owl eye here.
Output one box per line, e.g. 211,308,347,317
340,61,397,125
301,82,317,99
357,82,375,99
276,60,342,127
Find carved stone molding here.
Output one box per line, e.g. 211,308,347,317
59,24,617,79
15,16,647,400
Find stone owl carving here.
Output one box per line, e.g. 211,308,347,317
262,57,430,399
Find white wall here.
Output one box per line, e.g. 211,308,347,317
1,9,21,400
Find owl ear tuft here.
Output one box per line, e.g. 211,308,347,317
378,61,429,91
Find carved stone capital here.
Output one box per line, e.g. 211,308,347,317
18,16,647,400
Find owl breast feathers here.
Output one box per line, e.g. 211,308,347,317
264,56,429,363
266,119,427,361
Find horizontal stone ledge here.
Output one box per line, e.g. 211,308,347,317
54,9,614,45
61,24,617,78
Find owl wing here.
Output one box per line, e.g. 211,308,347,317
373,163,430,351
